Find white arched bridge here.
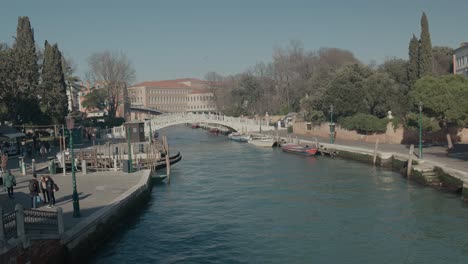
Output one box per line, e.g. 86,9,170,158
109,112,277,139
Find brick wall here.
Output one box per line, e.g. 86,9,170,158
293,122,468,144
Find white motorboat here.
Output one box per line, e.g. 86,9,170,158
248,135,276,147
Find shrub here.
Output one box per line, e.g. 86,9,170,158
341,114,388,134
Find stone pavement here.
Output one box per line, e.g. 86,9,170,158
271,131,468,173
0,170,144,230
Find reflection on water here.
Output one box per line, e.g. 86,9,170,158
92,125,468,264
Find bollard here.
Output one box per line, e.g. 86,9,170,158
31,159,36,173
21,161,26,176
82,159,87,175
113,158,118,172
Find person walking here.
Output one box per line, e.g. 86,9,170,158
40,144,46,158
1,153,8,171
45,176,56,208
29,173,40,208
4,169,16,199
40,176,49,204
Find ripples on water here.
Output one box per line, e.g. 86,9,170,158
93,125,468,264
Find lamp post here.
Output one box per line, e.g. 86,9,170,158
66,115,80,217
329,104,335,144
419,101,423,159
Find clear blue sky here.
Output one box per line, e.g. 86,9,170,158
1,0,467,83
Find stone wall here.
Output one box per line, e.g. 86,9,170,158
293,122,468,144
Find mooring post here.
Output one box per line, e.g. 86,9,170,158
373,139,379,166
407,144,414,178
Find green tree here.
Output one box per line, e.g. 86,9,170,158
323,64,372,119
41,41,68,124
432,46,453,75
5,16,41,124
81,88,107,111
411,75,468,149
418,12,433,78
408,34,419,87
362,72,400,118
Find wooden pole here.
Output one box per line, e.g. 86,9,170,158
372,139,379,166
164,136,171,184
407,144,414,178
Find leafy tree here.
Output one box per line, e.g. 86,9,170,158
362,72,400,118
405,112,440,132
81,88,107,111
411,75,468,149
418,12,433,77
341,113,388,134
408,34,419,87
323,64,372,119
300,95,325,123
41,41,68,124
432,46,453,75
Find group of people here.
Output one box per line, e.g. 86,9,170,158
28,173,57,208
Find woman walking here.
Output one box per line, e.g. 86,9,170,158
4,169,16,199
40,176,49,204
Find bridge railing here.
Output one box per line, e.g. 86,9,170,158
1,205,64,247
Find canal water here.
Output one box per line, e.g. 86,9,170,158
93,125,468,264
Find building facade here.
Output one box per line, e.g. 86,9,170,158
453,43,468,76
128,78,216,115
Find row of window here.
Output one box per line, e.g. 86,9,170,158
157,105,216,111
148,89,188,94
130,95,212,104
457,55,468,68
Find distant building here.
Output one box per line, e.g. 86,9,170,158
66,82,85,113
453,43,468,76
128,78,216,116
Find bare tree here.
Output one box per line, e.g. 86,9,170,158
87,51,135,119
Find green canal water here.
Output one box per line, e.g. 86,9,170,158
93,125,468,264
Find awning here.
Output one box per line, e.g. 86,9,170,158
1,132,25,138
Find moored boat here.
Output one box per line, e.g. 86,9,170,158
228,132,250,142
281,143,318,156
209,127,220,135
191,123,199,129
248,135,276,147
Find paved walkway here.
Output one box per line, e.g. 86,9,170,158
0,170,144,230
271,131,468,173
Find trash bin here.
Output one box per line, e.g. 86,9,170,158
123,160,130,173
48,158,56,174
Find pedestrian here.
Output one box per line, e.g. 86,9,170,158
40,176,49,204
29,173,40,208
44,141,50,154
40,144,46,158
4,169,16,199
45,176,56,208
1,153,8,171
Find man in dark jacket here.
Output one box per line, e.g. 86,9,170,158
29,173,40,208
45,176,56,208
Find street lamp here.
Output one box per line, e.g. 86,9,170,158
419,101,423,159
329,104,335,144
66,115,80,217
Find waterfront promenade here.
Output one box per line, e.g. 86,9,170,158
0,170,145,229
274,131,468,173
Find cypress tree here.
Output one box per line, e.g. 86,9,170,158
408,34,419,87
6,16,41,124
41,41,68,124
418,12,433,77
